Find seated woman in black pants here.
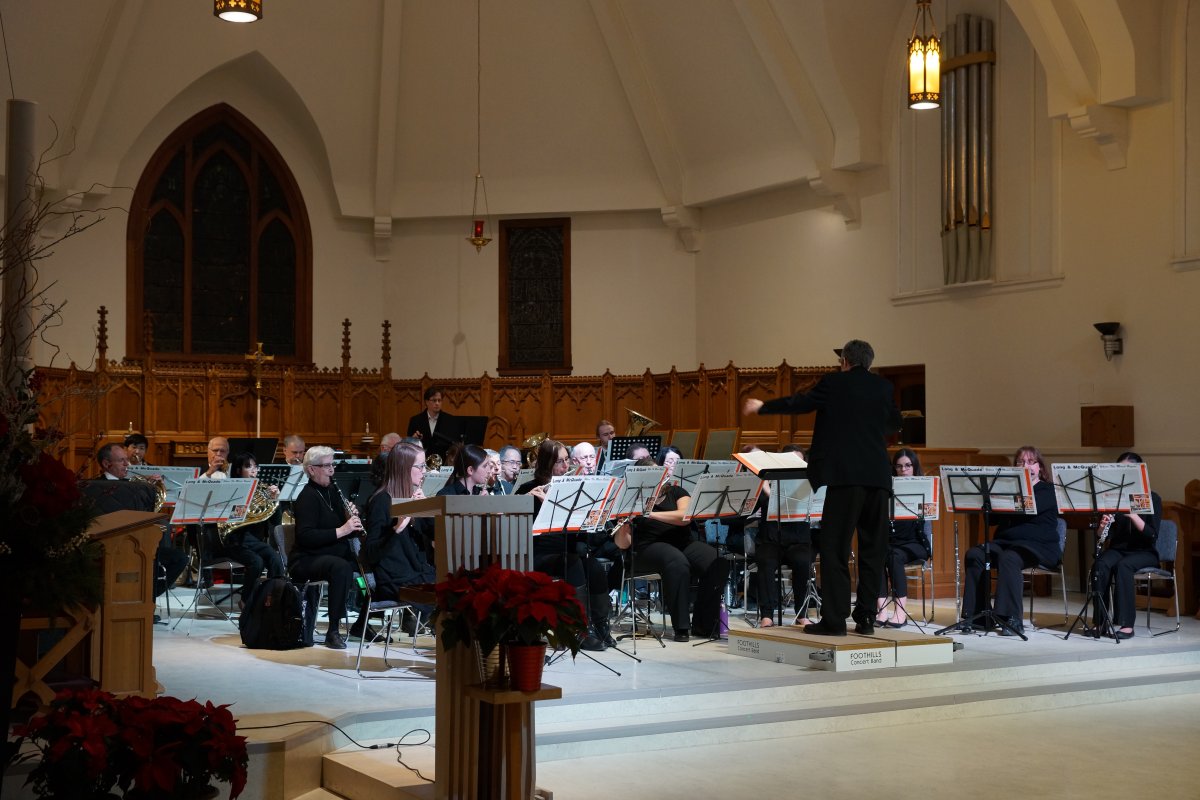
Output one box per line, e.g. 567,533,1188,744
436,444,491,496
875,448,932,628
516,439,630,651
364,441,437,629
756,444,812,628
960,445,1061,636
290,446,364,650
219,452,286,583
629,446,729,642
1093,451,1162,640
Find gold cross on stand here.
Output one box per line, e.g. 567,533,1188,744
243,342,274,438
243,341,274,390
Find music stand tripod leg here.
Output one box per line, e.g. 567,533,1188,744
1065,525,1118,643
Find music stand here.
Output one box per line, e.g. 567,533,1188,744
276,465,308,502
734,451,809,628
934,466,1035,640
606,435,662,462
885,476,940,632
602,466,668,654
129,465,199,508
457,415,489,447
673,459,738,495
533,476,625,674
682,472,764,643
227,437,278,465
1055,462,1152,641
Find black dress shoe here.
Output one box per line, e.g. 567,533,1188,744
673,629,691,642
580,633,608,651
1114,629,1135,640
324,630,347,650
998,617,1024,636
802,620,848,636
851,609,874,635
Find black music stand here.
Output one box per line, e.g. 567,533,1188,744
227,437,278,465
607,435,662,462
533,476,627,675
935,467,1033,640
884,477,939,633
1058,464,1140,642
683,472,765,644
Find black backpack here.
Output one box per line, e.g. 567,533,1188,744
240,577,306,650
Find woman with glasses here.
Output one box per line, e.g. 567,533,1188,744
629,446,730,642
874,448,931,628
516,439,624,651
363,442,436,630
290,446,364,649
1092,452,1162,639
960,445,1061,636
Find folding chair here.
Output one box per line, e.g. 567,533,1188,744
1133,519,1180,637
1021,519,1069,630
173,525,245,634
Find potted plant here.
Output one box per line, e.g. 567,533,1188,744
9,688,249,799
432,563,587,691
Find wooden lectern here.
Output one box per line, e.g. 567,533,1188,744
12,510,164,708
399,495,549,800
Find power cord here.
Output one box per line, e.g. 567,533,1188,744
238,720,435,783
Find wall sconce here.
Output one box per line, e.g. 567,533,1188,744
1093,322,1123,360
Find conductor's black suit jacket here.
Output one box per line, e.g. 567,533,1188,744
759,366,902,491
406,412,460,459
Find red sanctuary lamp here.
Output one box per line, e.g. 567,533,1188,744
466,173,492,252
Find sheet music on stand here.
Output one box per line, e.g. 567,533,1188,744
420,471,452,496
606,435,662,462
681,473,763,522
439,466,455,475
170,478,258,525
516,468,534,486
601,458,635,479
128,465,199,507
763,479,818,522
255,464,294,490
672,459,738,494
276,466,308,502
532,475,619,535
1050,462,1153,514
604,466,668,521
892,476,941,520
940,466,1035,514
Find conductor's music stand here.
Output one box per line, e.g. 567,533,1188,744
935,466,1035,640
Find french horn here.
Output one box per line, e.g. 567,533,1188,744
129,472,167,512
217,484,279,544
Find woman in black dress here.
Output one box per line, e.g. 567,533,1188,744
875,448,931,628
1092,451,1162,639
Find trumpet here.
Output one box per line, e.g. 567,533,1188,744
426,453,443,471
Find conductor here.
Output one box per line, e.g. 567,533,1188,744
742,339,902,636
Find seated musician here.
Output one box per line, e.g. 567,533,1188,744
629,446,729,642
960,445,1061,636
282,435,306,466
496,445,522,494
483,449,504,495
436,444,491,496
368,432,402,487
755,445,812,628
90,444,187,614
595,419,616,472
626,443,652,462
123,432,150,465
516,439,630,650
875,448,932,628
571,442,597,475
219,452,285,582
1093,452,1162,640
290,446,364,650
363,442,436,631
203,436,230,479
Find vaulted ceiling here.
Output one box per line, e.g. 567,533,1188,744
2,0,1164,236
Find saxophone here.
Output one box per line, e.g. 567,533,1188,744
217,484,279,544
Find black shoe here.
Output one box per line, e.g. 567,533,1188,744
594,620,617,649
673,629,691,642
348,622,381,641
1114,628,1135,640
998,617,1024,637
580,633,607,651
851,608,874,635
153,613,163,625
324,630,347,650
400,610,419,637
802,620,848,637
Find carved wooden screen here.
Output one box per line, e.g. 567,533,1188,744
498,218,571,376
127,104,313,363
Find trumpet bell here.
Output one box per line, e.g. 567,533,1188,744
426,453,443,471
625,409,660,437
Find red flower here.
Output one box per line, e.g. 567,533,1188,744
18,450,81,516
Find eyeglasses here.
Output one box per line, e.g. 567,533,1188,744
312,462,335,470
501,459,521,466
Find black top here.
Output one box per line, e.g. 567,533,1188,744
363,490,435,595
292,481,357,562
1107,491,1162,554
758,367,902,490
631,484,693,550
890,518,931,555
406,411,460,459
993,480,1061,566
436,479,477,497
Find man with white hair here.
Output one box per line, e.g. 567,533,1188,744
571,442,597,475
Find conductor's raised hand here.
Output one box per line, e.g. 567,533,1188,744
742,398,764,417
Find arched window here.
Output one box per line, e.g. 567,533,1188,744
127,104,312,362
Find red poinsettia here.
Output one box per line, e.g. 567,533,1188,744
12,688,249,799
433,562,587,657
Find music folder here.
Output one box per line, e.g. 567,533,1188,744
892,475,941,520
531,475,619,535
939,466,1035,514
1050,462,1153,515
128,465,199,507
681,473,763,522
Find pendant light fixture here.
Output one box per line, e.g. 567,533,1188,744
214,0,261,23
908,0,940,109
466,0,492,252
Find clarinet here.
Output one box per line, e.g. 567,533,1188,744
1097,516,1115,545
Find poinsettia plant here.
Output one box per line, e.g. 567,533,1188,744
10,688,249,798
432,563,588,657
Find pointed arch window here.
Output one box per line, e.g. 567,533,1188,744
127,104,312,362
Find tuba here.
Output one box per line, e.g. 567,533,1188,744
217,484,279,544
129,472,167,512
625,409,660,436
521,432,547,467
